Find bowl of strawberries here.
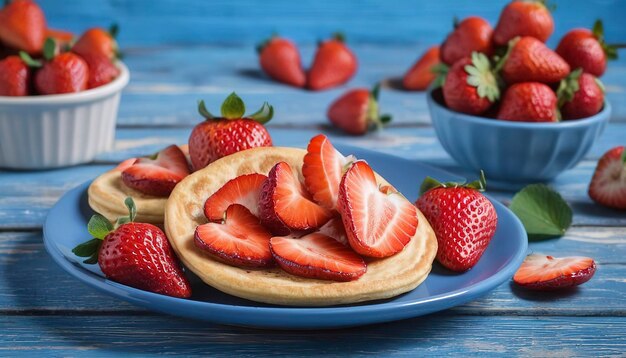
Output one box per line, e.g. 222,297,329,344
425,0,614,188
0,0,128,169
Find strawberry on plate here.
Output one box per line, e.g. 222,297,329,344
440,17,493,66
442,52,499,115
556,20,617,78
317,217,349,246
338,160,418,258
588,146,626,210
302,134,353,210
195,204,274,268
0,55,30,96
493,0,554,46
188,93,273,171
415,172,497,272
72,197,191,298
327,85,392,135
513,254,596,290
557,69,605,120
497,82,558,122
308,33,357,91
259,161,333,235
72,25,119,60
204,173,267,221
0,0,46,54
499,36,570,85
258,36,306,87
270,232,366,282
403,45,441,91
121,145,191,197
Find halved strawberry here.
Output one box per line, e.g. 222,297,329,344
303,134,353,210
204,173,267,221
259,161,333,235
588,146,626,210
195,204,273,268
317,217,349,246
338,160,418,258
513,254,596,290
269,232,366,281
121,145,191,197
113,158,138,172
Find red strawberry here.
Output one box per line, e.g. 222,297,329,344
259,161,333,235
72,198,191,298
308,33,357,91
121,145,191,197
415,173,497,272
72,25,118,60
403,46,441,91
45,28,74,49
270,232,366,282
338,160,418,258
0,55,30,96
556,20,617,78
204,173,267,221
588,146,626,210
188,93,273,171
303,134,353,210
499,37,570,85
497,82,558,122
317,217,349,246
195,204,273,268
113,157,138,172
34,51,89,95
440,17,493,66
258,36,306,87
493,0,554,46
558,69,605,120
513,254,596,290
442,53,499,115
327,85,392,135
0,0,46,54
80,52,120,89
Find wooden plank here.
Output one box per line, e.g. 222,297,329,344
1,228,623,313
0,315,624,356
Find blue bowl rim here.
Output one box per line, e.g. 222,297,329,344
427,88,611,130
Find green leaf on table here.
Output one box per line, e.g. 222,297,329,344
509,184,573,240
87,214,113,239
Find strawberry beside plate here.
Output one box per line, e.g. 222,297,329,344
43,145,527,329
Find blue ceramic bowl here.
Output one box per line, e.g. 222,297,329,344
427,89,611,189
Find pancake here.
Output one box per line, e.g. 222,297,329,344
165,147,438,306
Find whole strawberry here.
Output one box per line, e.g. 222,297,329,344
72,197,192,298
588,146,626,210
442,52,499,115
0,0,46,54
308,33,357,91
0,55,30,96
258,36,306,87
327,84,391,135
556,20,617,78
188,93,273,171
499,36,570,85
72,25,119,60
497,82,558,122
415,172,497,272
557,69,605,120
440,17,493,66
493,0,554,46
79,52,120,89
403,45,441,91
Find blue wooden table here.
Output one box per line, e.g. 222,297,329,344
1,1,625,356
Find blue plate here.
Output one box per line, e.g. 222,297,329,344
43,146,527,329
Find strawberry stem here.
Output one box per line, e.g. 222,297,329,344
332,32,346,42
116,197,137,226
109,23,120,39
419,170,487,195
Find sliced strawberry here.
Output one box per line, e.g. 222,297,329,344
513,254,596,290
588,146,626,210
269,232,366,281
317,216,349,246
338,160,418,258
195,204,273,268
259,161,333,235
121,145,191,197
204,173,267,221
303,134,352,210
113,158,138,172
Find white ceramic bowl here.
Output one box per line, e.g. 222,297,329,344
0,63,129,169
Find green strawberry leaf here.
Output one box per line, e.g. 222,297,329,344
43,38,57,61
621,148,626,165
466,52,499,102
221,92,246,119
509,184,573,241
430,63,449,89
592,19,604,41
109,23,120,39
72,238,102,264
197,100,215,120
125,197,136,222
87,214,113,239
248,102,274,124
18,51,42,68
557,68,582,107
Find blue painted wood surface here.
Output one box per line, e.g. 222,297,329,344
1,0,626,355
